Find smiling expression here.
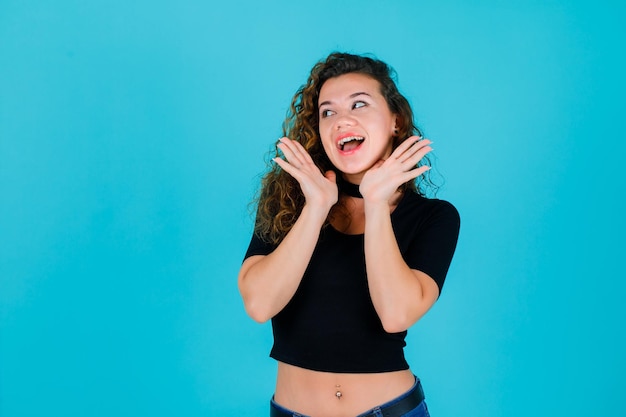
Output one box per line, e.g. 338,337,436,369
318,73,397,183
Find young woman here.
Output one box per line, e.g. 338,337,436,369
238,52,460,417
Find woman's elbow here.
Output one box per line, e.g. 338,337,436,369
242,298,273,323
379,307,429,333
238,282,273,323
380,316,411,333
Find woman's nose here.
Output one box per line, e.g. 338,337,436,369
334,113,356,130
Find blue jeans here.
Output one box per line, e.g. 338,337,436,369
270,377,431,417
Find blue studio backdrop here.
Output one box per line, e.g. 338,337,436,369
1,1,624,416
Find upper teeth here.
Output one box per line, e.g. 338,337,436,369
338,136,364,145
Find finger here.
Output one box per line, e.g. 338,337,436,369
391,136,425,159
273,156,302,179
273,155,290,171
399,139,433,162
399,165,431,183
277,139,306,167
274,157,319,192
324,170,337,184
278,137,317,170
391,137,432,164
285,137,316,166
399,144,433,166
400,144,433,168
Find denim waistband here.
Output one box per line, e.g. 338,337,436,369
270,376,425,417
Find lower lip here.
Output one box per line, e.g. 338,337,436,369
338,141,364,156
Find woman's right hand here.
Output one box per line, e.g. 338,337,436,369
238,138,337,322
274,137,338,215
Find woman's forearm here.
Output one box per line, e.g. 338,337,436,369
363,202,438,333
238,204,328,323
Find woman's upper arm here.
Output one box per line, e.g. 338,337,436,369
238,254,266,283
405,200,460,294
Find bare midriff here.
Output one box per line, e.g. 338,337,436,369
274,362,415,417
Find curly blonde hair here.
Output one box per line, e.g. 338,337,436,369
254,52,437,244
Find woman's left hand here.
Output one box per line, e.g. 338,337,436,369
359,136,432,204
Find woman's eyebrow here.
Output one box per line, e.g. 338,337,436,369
349,91,371,99
319,92,372,108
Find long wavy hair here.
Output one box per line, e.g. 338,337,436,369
254,52,438,244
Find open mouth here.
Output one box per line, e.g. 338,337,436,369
337,136,365,152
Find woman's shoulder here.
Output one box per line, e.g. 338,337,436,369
399,190,459,219
392,190,460,234
393,191,461,255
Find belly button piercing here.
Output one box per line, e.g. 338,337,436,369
335,384,342,400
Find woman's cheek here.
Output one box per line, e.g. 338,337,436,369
319,135,335,158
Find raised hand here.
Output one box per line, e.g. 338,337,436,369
359,136,432,204
273,137,338,214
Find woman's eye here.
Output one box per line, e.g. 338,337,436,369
353,101,367,109
321,109,334,118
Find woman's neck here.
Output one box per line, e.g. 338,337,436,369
337,175,362,198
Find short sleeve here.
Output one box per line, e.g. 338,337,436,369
403,200,460,293
243,231,277,261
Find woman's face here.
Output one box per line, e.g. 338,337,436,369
317,72,397,182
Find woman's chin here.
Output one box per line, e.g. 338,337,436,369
333,165,378,184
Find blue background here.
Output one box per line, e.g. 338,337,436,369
1,1,624,416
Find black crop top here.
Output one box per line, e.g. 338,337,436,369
243,191,460,373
